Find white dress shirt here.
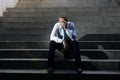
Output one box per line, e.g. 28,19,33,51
50,21,76,43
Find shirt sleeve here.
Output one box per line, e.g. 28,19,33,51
50,23,63,43
66,22,76,40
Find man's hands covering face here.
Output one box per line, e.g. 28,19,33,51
60,21,67,29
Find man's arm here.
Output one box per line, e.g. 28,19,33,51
50,23,63,43
66,22,76,40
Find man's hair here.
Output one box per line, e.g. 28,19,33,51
58,16,68,22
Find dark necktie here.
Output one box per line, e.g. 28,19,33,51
63,29,70,41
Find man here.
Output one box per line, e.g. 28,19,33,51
48,16,82,74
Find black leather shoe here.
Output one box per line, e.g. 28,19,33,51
48,67,53,74
76,68,82,74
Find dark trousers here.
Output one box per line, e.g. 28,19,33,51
48,40,81,68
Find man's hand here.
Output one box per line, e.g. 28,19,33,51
60,21,67,29
62,40,69,51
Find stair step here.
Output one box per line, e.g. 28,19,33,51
1,28,120,35
80,34,120,41
0,69,120,75
18,0,92,2
17,0,119,8
3,12,102,17
16,2,94,8
0,22,54,28
0,17,104,22
19,0,82,2
0,71,119,80
7,7,120,12
0,17,57,22
16,0,111,8
15,3,115,8
1,22,120,30
4,12,120,18
19,0,68,1
0,49,120,59
6,7,99,12
0,41,49,49
0,69,47,74
0,29,51,34
0,22,106,28
0,41,120,49
0,34,49,41
1,16,119,23
0,58,119,70
2,28,118,35
0,49,120,51
0,58,120,62
4,12,67,17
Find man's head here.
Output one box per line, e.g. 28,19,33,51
58,16,68,28
58,16,68,23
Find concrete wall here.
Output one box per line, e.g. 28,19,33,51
0,0,18,16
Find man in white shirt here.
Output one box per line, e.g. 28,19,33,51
48,16,82,74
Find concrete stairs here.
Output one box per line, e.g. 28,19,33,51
0,0,120,79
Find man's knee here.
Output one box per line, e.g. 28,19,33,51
49,41,57,50
71,40,79,46
49,41,56,45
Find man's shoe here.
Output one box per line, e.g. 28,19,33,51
48,67,53,74
76,68,82,74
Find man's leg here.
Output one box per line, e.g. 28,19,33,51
48,41,56,73
71,41,82,73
